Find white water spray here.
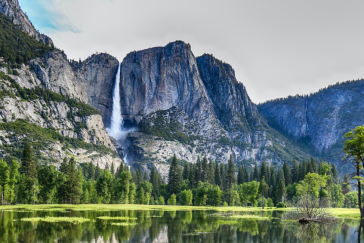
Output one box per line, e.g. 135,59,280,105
106,63,133,164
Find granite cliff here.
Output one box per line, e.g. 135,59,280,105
112,41,312,177
258,79,364,164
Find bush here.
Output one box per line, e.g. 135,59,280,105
167,194,176,205
158,196,165,205
276,202,287,208
223,201,228,207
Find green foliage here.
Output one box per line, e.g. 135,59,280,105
276,202,287,208
0,12,53,64
0,159,9,205
297,173,327,197
138,108,201,145
167,194,177,205
179,189,193,206
158,196,165,205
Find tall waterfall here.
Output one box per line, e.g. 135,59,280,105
106,63,131,164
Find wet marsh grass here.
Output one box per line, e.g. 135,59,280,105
0,204,360,219
21,217,90,224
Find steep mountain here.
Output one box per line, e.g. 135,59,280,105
0,7,122,168
258,79,364,164
0,0,53,46
113,41,312,177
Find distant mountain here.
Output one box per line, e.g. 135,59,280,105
258,79,364,166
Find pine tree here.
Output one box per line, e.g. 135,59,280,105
331,164,338,185
88,162,95,180
194,157,201,187
65,158,83,204
225,155,236,189
282,161,291,186
253,162,259,181
0,160,9,205
189,164,195,189
291,159,299,183
21,142,37,179
202,156,208,182
150,167,160,198
215,161,221,187
111,162,115,175
237,166,244,185
136,165,143,185
8,160,20,204
208,160,215,185
95,162,101,180
259,176,269,209
260,161,268,181
276,178,286,204
243,166,250,183
310,158,317,173
182,162,189,180
298,162,304,181
168,154,181,196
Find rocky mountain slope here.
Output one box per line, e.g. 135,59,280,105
258,79,364,164
0,1,122,168
109,41,312,177
0,0,53,46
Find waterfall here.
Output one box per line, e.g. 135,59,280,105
106,63,132,164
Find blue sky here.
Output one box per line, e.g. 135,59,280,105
18,0,364,104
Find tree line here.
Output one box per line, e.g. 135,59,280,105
0,142,356,208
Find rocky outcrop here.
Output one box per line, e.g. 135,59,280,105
0,0,53,46
118,41,312,170
119,41,213,126
30,50,87,102
258,79,364,162
72,53,119,127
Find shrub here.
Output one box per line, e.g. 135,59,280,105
276,202,287,208
167,194,176,205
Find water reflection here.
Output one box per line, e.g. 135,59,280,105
0,209,361,242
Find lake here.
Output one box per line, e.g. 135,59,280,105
0,208,361,242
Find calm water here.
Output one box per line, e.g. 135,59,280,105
0,209,362,243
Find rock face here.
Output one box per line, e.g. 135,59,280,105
258,79,364,163
0,0,53,46
117,41,311,172
72,53,119,128
0,52,122,169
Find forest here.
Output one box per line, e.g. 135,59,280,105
0,141,355,208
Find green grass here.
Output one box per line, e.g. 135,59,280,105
21,217,90,224
97,216,137,221
1,204,360,219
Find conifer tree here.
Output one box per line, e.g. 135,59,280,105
95,162,101,180
136,165,143,185
291,159,299,183
65,158,83,204
202,156,208,182
194,156,201,187
21,142,37,179
208,160,215,185
189,163,195,189
0,160,9,205
276,179,286,204
111,162,115,175
310,158,317,173
88,162,95,180
331,164,338,185
182,162,189,180
243,166,250,183
282,161,291,186
253,162,259,181
259,176,269,209
8,160,20,204
237,166,244,185
215,161,221,187
260,161,268,181
225,155,236,189
168,154,181,196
